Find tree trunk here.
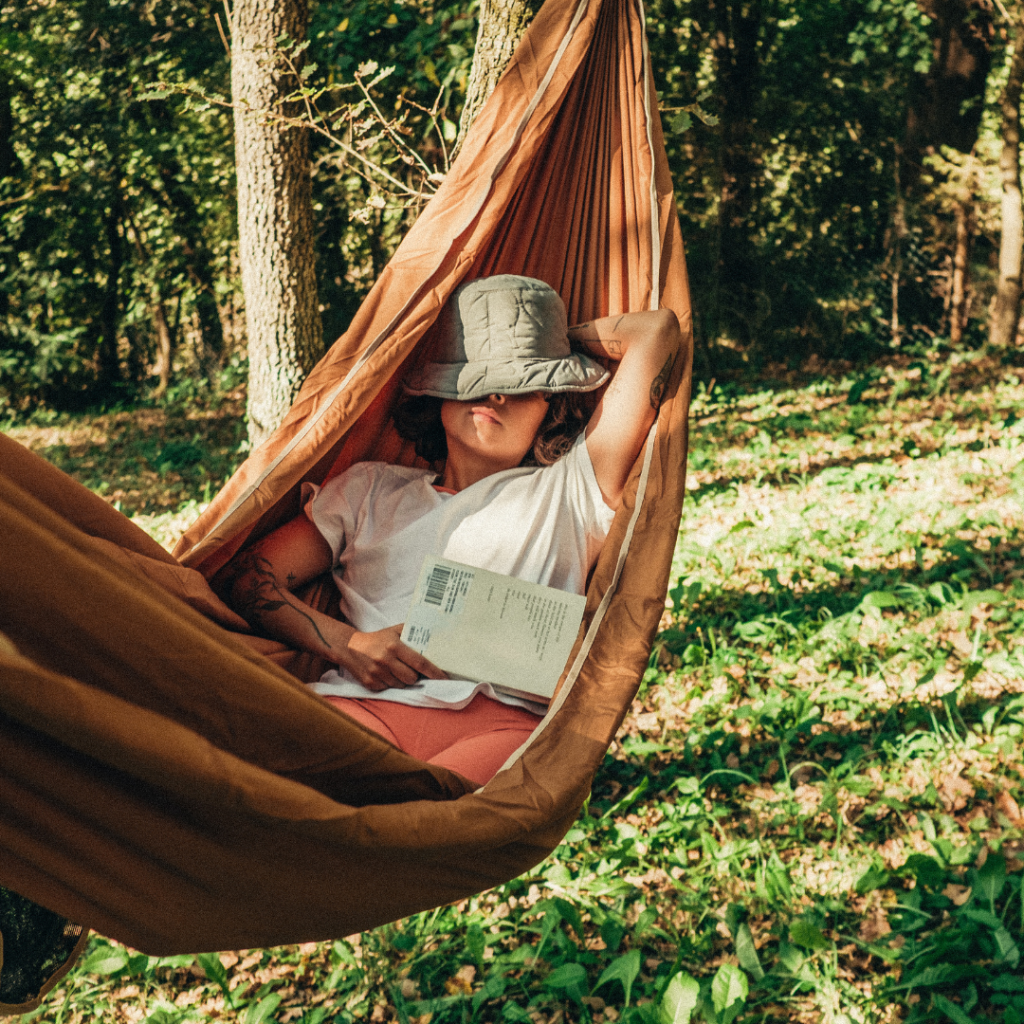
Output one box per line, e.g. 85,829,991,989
231,0,323,449
990,4,1024,348
905,0,993,176
949,161,974,346
0,77,19,180
455,0,543,153
152,296,177,395
99,191,124,387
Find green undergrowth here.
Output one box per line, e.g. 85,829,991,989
15,351,1024,1024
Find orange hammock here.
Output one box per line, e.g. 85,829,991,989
0,0,692,1010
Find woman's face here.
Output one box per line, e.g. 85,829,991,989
441,392,550,470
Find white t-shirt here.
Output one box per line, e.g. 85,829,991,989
305,434,615,710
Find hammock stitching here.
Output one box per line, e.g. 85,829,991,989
636,0,661,307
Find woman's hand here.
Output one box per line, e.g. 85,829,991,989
344,625,448,692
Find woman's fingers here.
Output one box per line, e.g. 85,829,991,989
346,628,447,690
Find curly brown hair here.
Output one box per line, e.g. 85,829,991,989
393,392,595,468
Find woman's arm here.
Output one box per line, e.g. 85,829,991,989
229,515,444,691
567,308,681,508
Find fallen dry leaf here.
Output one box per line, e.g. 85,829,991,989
942,883,972,906
445,964,476,996
938,774,974,812
996,789,1024,827
858,912,892,942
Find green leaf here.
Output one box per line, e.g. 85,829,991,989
855,865,890,894
976,853,1007,908
553,898,585,941
243,993,282,1024
959,908,1002,930
543,963,588,1003
711,964,749,1024
197,952,233,1004
659,972,700,1024
904,854,945,890
595,949,642,1006
992,975,1024,992
670,111,692,134
734,923,765,981
81,943,129,975
789,919,830,951
994,926,1021,968
902,964,976,988
467,922,485,969
934,994,975,1024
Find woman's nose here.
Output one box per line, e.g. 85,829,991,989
488,393,506,405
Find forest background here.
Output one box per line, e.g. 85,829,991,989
2,0,1021,417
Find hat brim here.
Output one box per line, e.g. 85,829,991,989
404,353,610,401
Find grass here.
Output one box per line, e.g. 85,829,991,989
7,348,1024,1024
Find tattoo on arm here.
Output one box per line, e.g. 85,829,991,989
232,551,331,649
605,338,623,358
649,353,674,410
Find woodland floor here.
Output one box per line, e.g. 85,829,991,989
5,347,1024,1024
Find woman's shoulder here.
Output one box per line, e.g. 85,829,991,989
311,460,433,509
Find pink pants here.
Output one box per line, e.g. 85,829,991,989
324,693,543,786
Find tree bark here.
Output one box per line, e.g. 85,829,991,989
949,160,974,346
906,0,993,166
99,190,124,387
231,0,323,448
455,0,543,153
990,4,1024,349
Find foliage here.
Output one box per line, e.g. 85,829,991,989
12,352,1024,1024
3,0,1020,416
0,0,237,408
0,0,475,410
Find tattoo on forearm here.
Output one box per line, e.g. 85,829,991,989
232,551,331,648
649,353,674,410
605,338,623,358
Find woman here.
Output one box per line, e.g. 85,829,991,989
230,275,680,784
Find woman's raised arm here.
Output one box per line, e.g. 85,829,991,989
567,308,681,508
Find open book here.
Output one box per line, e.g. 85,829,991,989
400,555,587,703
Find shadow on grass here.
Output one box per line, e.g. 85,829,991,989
20,401,246,514
591,541,1024,820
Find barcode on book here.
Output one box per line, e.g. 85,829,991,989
424,564,452,606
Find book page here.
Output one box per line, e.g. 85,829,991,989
401,556,586,701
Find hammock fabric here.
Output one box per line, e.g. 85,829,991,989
0,0,692,1009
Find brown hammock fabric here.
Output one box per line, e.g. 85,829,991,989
0,0,692,1010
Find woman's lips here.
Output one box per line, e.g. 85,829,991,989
470,407,501,424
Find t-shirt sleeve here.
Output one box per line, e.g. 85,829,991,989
302,462,378,566
565,433,617,545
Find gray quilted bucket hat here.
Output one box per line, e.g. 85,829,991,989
404,275,609,401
